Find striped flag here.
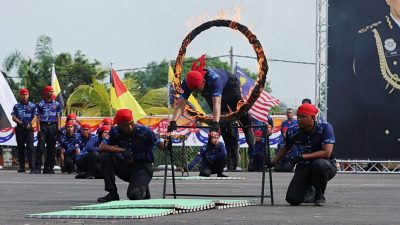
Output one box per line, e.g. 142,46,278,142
110,69,146,122
51,65,64,107
235,65,280,123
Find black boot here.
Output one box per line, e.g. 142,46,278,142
97,192,120,203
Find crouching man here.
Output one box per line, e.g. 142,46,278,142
97,109,167,202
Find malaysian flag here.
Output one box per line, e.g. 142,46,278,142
235,65,280,123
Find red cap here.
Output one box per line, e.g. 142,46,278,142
186,54,207,90
43,86,54,94
297,103,318,116
186,71,204,90
99,125,110,132
113,109,134,125
67,113,77,120
65,121,74,127
254,130,263,137
81,123,91,130
209,132,220,138
19,88,29,95
102,117,113,125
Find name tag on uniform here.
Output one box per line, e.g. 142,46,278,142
385,49,400,57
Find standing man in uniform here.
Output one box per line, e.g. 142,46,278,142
11,88,37,173
168,55,255,171
270,104,337,206
36,86,62,174
97,109,167,202
275,108,297,172
352,0,400,159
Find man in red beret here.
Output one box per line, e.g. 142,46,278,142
270,103,336,206
11,88,37,173
59,121,80,174
36,85,62,174
97,109,168,202
168,54,255,172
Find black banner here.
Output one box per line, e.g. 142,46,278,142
328,0,400,159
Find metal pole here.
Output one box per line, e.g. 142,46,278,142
162,146,168,199
267,130,274,205
229,46,234,74
168,136,177,199
109,62,114,117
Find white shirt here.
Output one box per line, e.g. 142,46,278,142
390,13,400,29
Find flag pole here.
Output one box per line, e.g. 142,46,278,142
109,62,113,117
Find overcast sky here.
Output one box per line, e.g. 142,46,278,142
0,0,316,108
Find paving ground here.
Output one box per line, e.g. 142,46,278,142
0,169,399,225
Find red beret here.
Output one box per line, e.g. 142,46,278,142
99,125,110,132
297,103,318,117
254,130,263,137
114,109,134,125
19,88,29,95
43,85,54,94
186,71,204,90
65,121,74,127
81,123,91,130
102,117,113,125
67,113,77,120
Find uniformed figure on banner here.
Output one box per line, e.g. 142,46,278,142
353,0,400,159
11,88,37,173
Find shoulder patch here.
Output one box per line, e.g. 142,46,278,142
358,21,382,34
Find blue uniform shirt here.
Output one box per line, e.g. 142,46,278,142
104,124,161,163
181,68,230,99
59,124,81,141
248,140,266,159
188,142,227,170
285,121,335,158
11,101,37,125
37,99,62,123
60,133,81,155
76,134,97,160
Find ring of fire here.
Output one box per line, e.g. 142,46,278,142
173,19,269,124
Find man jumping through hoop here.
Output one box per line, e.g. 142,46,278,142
168,55,255,171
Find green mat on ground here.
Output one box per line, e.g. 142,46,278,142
28,199,255,219
152,176,245,180
72,199,216,211
27,208,174,219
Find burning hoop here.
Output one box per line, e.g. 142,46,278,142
173,19,268,124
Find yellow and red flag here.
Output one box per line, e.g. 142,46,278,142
110,69,146,122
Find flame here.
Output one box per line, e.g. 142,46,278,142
185,6,243,31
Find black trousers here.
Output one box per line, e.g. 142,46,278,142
285,159,337,206
248,153,265,172
63,153,76,173
199,157,226,177
204,75,255,171
15,126,34,170
100,152,153,200
77,152,102,178
36,123,57,171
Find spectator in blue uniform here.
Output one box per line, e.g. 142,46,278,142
36,86,62,174
97,109,168,203
271,104,337,206
11,88,37,173
169,55,255,172
248,130,266,172
59,121,81,174
187,132,228,177
75,125,109,179
274,108,297,172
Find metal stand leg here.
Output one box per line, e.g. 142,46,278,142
162,149,168,199
266,131,274,205
169,136,177,199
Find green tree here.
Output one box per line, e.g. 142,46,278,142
2,35,107,103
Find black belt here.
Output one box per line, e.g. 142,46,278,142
40,122,57,125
